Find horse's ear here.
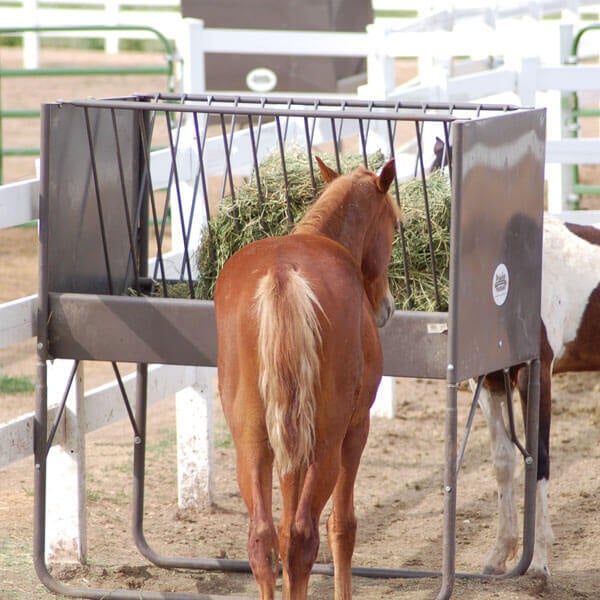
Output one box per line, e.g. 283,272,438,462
316,156,339,183
376,158,396,193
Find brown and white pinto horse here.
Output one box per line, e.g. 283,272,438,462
214,157,399,599
480,215,600,577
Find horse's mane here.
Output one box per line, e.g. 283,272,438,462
293,175,354,237
294,166,399,240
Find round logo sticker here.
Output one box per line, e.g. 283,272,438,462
492,263,509,306
245,67,278,93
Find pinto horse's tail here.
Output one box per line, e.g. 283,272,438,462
255,267,324,476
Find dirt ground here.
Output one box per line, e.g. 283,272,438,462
1,47,600,600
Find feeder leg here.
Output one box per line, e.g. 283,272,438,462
437,364,458,600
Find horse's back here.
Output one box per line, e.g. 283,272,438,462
214,233,381,421
542,217,600,372
215,233,366,330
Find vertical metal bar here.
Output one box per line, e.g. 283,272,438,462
383,118,401,215
33,105,52,583
505,359,540,577
137,110,167,287
436,362,458,600
110,108,141,294
157,107,184,253
253,97,268,156
82,107,114,294
137,111,150,283
132,363,151,559
303,116,317,193
282,97,293,143
440,144,462,598
389,116,413,307
443,121,453,182
219,100,239,201
190,111,211,215
275,116,293,225
415,119,442,309
329,117,342,173
247,114,264,209
165,109,195,297
190,111,214,279
219,113,237,213
358,119,368,166
33,354,50,590
33,103,51,586
336,100,346,149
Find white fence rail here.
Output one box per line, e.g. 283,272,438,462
1,0,183,67
4,0,600,68
1,4,600,563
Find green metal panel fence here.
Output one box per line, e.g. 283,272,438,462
0,25,177,183
568,23,600,206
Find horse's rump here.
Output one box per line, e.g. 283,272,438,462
255,266,325,476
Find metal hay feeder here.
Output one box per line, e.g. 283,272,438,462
35,94,546,599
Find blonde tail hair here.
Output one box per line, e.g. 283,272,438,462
255,268,323,476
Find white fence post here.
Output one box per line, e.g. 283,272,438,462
170,119,215,510
176,367,215,509
45,360,87,563
362,23,396,99
105,0,120,54
371,376,397,419
22,0,40,69
181,19,207,94
547,23,576,213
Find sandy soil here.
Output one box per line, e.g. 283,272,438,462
1,47,600,600
2,373,600,599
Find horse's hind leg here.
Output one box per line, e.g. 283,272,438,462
326,417,370,600
279,452,341,600
236,442,279,600
478,383,519,575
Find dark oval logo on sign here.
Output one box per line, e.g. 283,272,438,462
492,263,509,306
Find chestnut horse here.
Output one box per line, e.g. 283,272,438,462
214,157,399,599
479,215,600,577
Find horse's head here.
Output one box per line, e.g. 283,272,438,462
317,157,399,327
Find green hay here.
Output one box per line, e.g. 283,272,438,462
196,148,385,300
194,148,451,311
391,170,451,311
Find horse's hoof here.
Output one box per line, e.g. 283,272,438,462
482,565,506,576
528,565,550,580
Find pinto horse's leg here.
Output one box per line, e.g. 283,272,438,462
478,380,519,575
326,416,370,600
517,363,553,577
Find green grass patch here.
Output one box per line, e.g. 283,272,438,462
0,375,35,394
147,427,176,461
215,423,234,449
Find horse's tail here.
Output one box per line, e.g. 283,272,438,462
255,268,324,476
